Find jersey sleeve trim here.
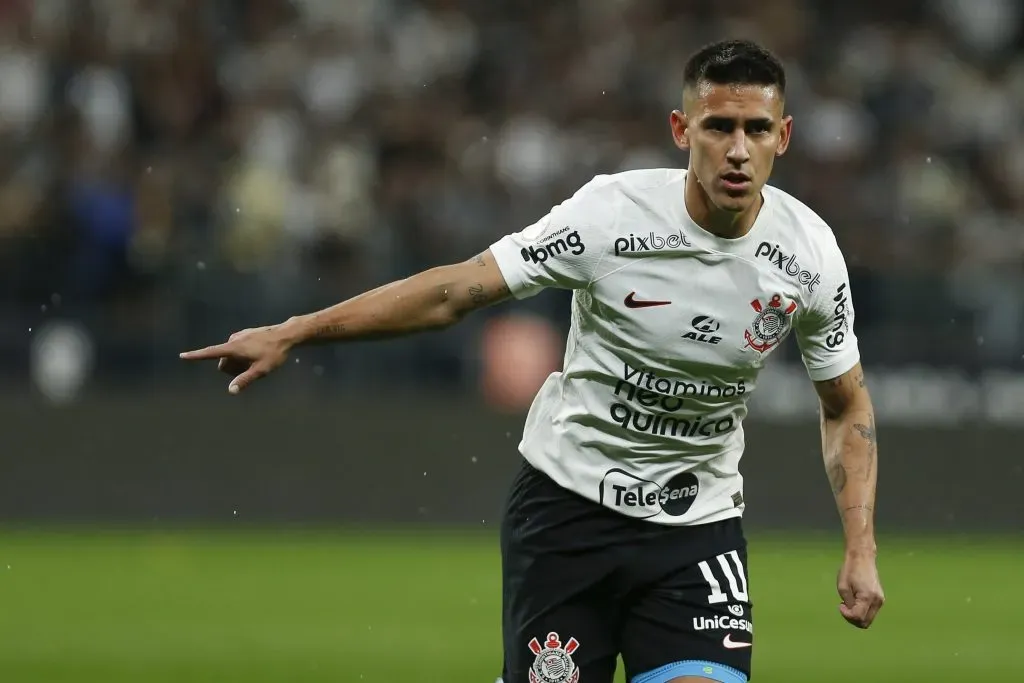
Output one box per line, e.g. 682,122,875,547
488,239,538,300
803,348,860,382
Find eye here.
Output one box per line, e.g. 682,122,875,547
705,118,734,133
746,121,772,135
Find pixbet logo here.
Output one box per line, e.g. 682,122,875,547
521,230,586,264
614,231,690,256
599,468,699,519
826,283,850,349
683,315,722,345
754,241,821,292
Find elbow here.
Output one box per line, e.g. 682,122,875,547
431,280,468,329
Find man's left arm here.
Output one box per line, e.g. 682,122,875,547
813,363,884,628
794,236,884,629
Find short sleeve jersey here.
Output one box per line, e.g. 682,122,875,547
488,169,859,526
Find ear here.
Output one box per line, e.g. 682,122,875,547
670,110,690,151
777,115,793,157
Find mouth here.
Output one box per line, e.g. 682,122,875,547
720,172,752,192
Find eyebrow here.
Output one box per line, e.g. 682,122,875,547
703,116,774,126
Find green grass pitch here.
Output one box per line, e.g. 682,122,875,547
0,529,1018,682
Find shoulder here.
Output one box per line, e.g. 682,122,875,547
548,168,681,235
762,183,846,269
580,168,683,198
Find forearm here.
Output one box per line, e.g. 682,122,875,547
277,254,510,346
821,407,878,554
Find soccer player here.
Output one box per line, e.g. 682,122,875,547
181,39,883,683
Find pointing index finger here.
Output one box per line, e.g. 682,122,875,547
180,343,232,360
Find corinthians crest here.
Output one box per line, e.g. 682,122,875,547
528,632,581,683
744,294,798,354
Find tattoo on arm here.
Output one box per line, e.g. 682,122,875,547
314,324,347,338
468,283,488,305
467,282,509,307
853,420,876,444
827,458,848,495
853,414,878,481
473,253,486,267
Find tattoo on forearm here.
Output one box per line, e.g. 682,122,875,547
827,458,848,495
853,414,878,481
473,253,486,267
844,504,874,513
314,324,346,338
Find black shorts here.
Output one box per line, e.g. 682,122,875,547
501,460,752,683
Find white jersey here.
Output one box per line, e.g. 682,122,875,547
488,168,860,526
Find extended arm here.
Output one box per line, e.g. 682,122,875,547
813,362,877,554
278,250,511,345
180,250,512,392
181,175,608,393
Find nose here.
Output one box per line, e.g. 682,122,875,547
726,132,750,165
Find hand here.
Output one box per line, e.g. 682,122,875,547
836,549,885,629
180,325,292,394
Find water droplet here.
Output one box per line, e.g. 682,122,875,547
295,358,301,364
926,156,932,163
40,305,47,312
28,328,32,332
471,456,478,463
423,471,427,476
235,207,241,213
197,261,206,270
233,510,238,516
602,90,606,95
505,432,511,438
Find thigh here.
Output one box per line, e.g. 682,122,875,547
500,460,622,683
620,522,752,683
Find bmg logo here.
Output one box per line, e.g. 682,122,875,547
521,231,586,263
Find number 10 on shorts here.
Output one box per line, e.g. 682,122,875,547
697,550,749,604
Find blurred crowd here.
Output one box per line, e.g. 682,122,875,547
2,0,1023,394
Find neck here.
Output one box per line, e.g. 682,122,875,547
684,171,763,240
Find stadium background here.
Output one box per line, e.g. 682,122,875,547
1,0,1022,681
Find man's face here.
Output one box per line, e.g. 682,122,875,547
670,82,792,213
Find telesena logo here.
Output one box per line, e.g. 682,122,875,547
521,230,585,264
614,231,690,256
826,283,850,349
754,241,821,292
599,468,700,519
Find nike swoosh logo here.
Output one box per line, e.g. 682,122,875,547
722,634,752,649
624,292,671,308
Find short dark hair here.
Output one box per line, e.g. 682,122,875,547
683,39,786,94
